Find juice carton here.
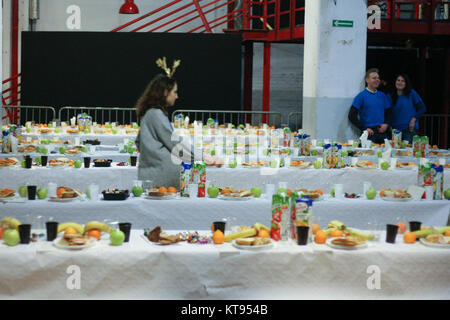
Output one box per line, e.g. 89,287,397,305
420,136,429,158
180,162,193,197
271,194,289,241
283,127,291,147
413,135,421,157
392,129,402,149
194,161,206,197
289,192,299,240
431,164,444,200
294,197,313,242
418,162,432,187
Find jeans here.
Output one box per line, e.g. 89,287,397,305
400,129,417,144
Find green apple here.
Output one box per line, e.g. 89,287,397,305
270,160,278,168
251,187,262,198
81,146,88,153
381,161,390,170
37,188,48,199
19,186,28,197
21,160,26,168
35,157,42,165
377,150,382,158
133,124,139,129
47,123,52,128
318,142,324,147
263,149,270,156
84,129,90,134
41,139,48,145
415,151,422,158
74,160,82,168
26,127,31,133
226,149,232,155
401,142,407,149
85,188,91,199
233,142,238,148
331,188,335,197
112,128,118,134
228,160,237,168
340,158,345,167
444,188,450,200
59,147,66,154
370,142,374,147
54,128,60,133
249,149,255,155
132,186,143,197
210,150,216,156
110,230,125,246
35,146,41,153
207,186,219,198
313,160,322,169
277,188,287,195
365,188,377,200
40,147,48,155
285,148,291,155
311,149,318,156
4,229,20,246
341,150,348,157
105,124,112,129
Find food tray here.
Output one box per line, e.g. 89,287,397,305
94,159,112,167
102,190,129,200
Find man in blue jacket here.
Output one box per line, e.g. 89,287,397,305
348,68,392,143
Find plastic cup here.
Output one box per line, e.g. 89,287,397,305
265,184,275,199
296,226,309,245
213,221,226,234
19,224,31,244
425,186,434,201
385,224,399,243
334,184,344,199
118,222,132,243
130,156,137,166
409,221,422,232
363,182,372,198
41,156,48,167
25,157,32,169
27,186,37,200
46,221,58,241
89,184,99,201
48,182,57,198
351,157,358,166
390,158,397,169
83,157,91,168
188,184,198,198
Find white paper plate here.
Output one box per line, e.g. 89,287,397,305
219,195,253,201
140,234,182,246
0,195,26,203
326,238,368,250
396,166,417,170
48,197,79,202
381,197,412,202
419,238,450,249
144,194,178,200
52,237,97,250
290,163,312,169
232,239,274,251
355,165,377,170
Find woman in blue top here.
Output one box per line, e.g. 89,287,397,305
388,74,426,143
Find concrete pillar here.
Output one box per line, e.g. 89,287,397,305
303,0,367,140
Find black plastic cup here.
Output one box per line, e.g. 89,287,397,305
83,157,91,168
46,221,58,241
41,156,48,167
386,224,399,244
130,156,137,167
409,221,422,232
27,186,37,200
213,221,226,233
119,222,132,242
19,224,32,244
296,226,309,245
25,156,33,169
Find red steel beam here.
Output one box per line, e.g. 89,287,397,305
200,12,244,33
195,9,243,32
192,0,212,33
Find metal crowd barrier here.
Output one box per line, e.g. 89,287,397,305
1,105,56,125
58,106,138,125
287,112,303,131
171,109,283,128
419,114,449,149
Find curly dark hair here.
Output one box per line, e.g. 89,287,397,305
390,74,412,106
136,74,177,118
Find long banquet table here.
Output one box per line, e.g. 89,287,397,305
1,196,449,230
0,230,448,299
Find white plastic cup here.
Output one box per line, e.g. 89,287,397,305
439,158,446,166
351,157,358,166
48,182,57,198
390,158,398,170
89,146,96,154
311,139,317,147
265,184,275,199
334,184,344,199
425,186,434,201
74,137,80,146
348,139,354,146
284,157,291,168
133,180,143,188
89,184,99,201
188,184,198,198
324,139,330,144
363,182,372,197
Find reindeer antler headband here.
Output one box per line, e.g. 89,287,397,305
156,57,181,78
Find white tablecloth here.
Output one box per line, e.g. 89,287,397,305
0,151,133,163
21,133,137,146
1,196,448,230
0,230,448,299
1,166,449,195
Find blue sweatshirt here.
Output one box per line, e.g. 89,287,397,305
388,89,426,130
352,89,391,128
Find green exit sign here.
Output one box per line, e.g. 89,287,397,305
332,20,353,28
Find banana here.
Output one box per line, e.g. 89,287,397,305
253,223,270,233
1,217,21,230
347,228,374,240
327,220,346,230
437,226,450,234
57,222,84,234
413,228,437,238
84,221,115,234
224,228,257,242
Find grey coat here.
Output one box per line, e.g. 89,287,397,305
135,108,191,189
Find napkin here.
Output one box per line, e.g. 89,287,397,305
184,116,190,128
406,185,425,201
359,130,369,148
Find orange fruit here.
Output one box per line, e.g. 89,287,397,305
211,224,214,232
445,230,450,236
167,186,177,194
212,230,224,244
287,189,292,197
311,224,321,235
432,145,438,149
159,186,168,193
64,227,78,235
395,222,407,234
330,229,344,237
315,230,327,244
87,229,101,240
315,189,324,195
258,229,270,238
403,232,417,244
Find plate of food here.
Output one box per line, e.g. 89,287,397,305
242,161,267,168
295,189,324,201
355,161,376,169
219,189,253,201
143,226,182,245
102,189,129,201
145,187,178,200
53,234,97,250
232,237,273,250
38,128,52,134
48,158,73,168
395,151,412,157
326,236,368,250
290,161,312,169
380,189,412,201
396,162,417,170
18,145,36,153
66,146,84,155
66,128,80,134
419,234,450,249
344,193,361,199
48,187,80,202
0,157,18,168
